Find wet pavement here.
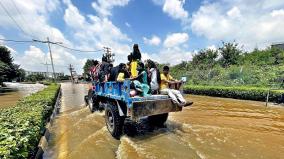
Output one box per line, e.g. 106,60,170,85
44,83,284,159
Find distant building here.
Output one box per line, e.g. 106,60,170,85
25,71,64,78
271,42,284,50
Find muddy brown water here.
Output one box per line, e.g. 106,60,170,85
0,83,45,108
44,83,284,159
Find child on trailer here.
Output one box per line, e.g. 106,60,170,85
117,62,150,97
131,62,150,97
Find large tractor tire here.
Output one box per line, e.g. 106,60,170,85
87,89,99,113
148,113,169,127
105,103,125,139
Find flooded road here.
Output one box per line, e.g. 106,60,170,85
0,83,45,108
45,83,284,159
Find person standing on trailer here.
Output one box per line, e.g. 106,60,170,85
130,44,141,78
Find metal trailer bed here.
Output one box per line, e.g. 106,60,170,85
86,80,182,139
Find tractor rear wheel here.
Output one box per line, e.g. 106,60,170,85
105,103,125,139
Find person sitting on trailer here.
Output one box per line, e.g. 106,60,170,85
116,63,129,82
99,55,111,82
131,62,150,97
89,60,99,81
147,60,161,94
160,65,193,107
109,64,119,81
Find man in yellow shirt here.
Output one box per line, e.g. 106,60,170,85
160,66,193,107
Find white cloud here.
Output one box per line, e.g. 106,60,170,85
271,9,284,17
227,6,241,19
63,0,132,66
163,33,189,48
0,35,18,57
0,0,83,74
163,0,188,20
14,46,47,72
0,0,134,74
207,45,217,51
191,0,284,50
12,45,85,74
0,0,66,42
92,0,131,17
142,47,193,65
125,22,131,28
143,35,161,46
0,34,4,45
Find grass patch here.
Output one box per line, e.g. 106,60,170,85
0,84,60,158
184,85,284,103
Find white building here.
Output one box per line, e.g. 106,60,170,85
25,71,64,78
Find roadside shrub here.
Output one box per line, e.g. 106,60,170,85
0,84,60,158
184,85,284,103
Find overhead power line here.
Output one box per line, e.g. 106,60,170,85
0,1,34,38
10,0,36,39
54,43,104,53
33,39,104,52
0,38,104,53
0,38,34,43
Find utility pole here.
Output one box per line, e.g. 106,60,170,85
41,61,51,78
47,37,56,80
103,47,115,63
69,64,74,83
33,37,62,81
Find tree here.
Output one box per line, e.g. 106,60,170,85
25,74,45,82
219,42,242,67
16,68,26,82
0,46,13,65
57,75,71,81
0,61,12,84
271,47,284,65
192,49,218,69
0,46,20,83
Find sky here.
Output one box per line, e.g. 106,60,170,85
0,0,284,74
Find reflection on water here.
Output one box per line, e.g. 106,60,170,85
0,83,45,108
45,83,284,159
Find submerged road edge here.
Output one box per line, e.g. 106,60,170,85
35,86,62,159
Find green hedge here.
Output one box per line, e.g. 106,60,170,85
184,85,284,103
0,84,60,158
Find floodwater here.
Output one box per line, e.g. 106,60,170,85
45,83,284,159
0,83,45,108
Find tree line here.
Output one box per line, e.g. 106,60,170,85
167,42,284,87
82,42,284,87
0,46,25,85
